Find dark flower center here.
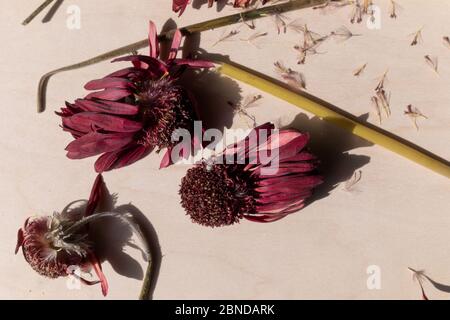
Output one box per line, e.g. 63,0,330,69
136,77,196,150
179,163,256,227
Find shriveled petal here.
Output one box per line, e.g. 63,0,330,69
256,190,313,204
85,88,132,101
254,176,323,193
112,55,167,76
171,58,215,68
256,198,306,213
95,144,152,173
280,151,317,163
255,130,309,165
64,112,142,133
84,77,135,91
105,67,146,78
149,21,160,58
15,228,24,254
172,0,190,16
75,99,139,116
168,29,182,60
243,213,290,223
85,174,105,217
159,148,173,169
66,132,134,159
223,122,274,158
88,252,108,296
254,162,317,177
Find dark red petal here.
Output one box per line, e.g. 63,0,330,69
224,122,275,158
105,67,145,78
64,112,142,133
15,228,24,254
148,21,159,58
115,144,152,169
243,213,289,223
256,131,309,165
159,148,173,169
88,252,108,297
256,190,312,204
84,77,135,91
172,0,190,16
75,99,139,115
85,88,132,101
112,55,167,76
94,144,152,173
256,198,306,213
253,163,317,178
168,29,182,60
66,132,134,159
254,176,323,193
280,152,317,163
171,58,215,68
85,174,105,217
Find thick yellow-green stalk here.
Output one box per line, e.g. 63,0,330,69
216,61,450,178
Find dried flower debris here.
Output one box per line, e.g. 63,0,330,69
274,61,306,89
404,104,427,130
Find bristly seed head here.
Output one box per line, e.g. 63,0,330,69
21,216,89,278
136,77,196,150
179,163,256,227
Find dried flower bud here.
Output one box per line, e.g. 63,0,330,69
179,123,323,227
16,175,110,296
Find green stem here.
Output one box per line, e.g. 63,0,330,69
37,0,327,112
139,257,153,300
22,0,54,25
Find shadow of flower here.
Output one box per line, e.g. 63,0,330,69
285,113,373,202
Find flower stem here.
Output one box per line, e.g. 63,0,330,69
37,0,327,112
139,257,153,300
215,61,450,178
22,0,54,25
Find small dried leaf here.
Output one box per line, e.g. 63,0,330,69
424,55,438,74
353,63,367,77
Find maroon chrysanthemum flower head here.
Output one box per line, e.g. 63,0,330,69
179,123,323,227
15,175,109,296
58,21,214,172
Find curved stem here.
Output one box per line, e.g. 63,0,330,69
37,0,326,112
64,211,122,235
22,0,54,25
139,257,153,300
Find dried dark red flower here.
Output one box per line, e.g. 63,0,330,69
179,123,323,227
58,21,213,172
15,175,110,296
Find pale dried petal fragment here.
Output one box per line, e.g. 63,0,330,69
344,170,362,192
274,61,306,90
389,0,400,19
371,96,382,125
404,104,427,130
408,267,429,300
212,29,240,47
353,63,367,77
240,31,268,48
409,27,423,46
443,36,450,49
424,55,438,74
